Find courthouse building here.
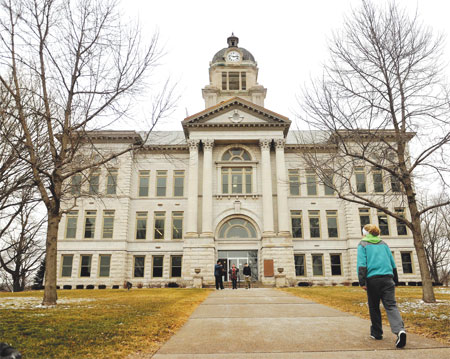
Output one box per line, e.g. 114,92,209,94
57,35,421,288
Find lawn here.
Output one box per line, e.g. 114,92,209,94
282,286,450,345
0,288,211,359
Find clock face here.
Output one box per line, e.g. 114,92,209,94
227,51,241,62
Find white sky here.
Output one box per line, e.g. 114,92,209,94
122,0,450,131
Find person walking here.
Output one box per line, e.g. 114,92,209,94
214,260,224,290
229,264,239,289
243,263,252,289
357,224,406,348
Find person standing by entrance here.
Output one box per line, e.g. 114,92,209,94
357,224,406,348
243,263,251,289
214,260,224,290
229,264,239,289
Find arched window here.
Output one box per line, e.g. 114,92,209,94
221,148,253,194
218,218,257,238
222,148,251,161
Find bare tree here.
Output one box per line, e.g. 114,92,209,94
299,0,450,302
0,0,174,305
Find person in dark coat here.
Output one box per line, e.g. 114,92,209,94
229,264,239,289
243,263,252,289
214,260,224,290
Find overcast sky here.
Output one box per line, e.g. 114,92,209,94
122,0,450,132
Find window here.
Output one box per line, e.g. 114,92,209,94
288,169,300,196
154,212,165,239
152,255,164,277
221,72,247,90
89,170,100,194
372,168,384,193
229,71,239,90
377,211,390,236
222,72,227,90
106,169,118,195
99,255,111,277
80,255,92,277
291,211,303,238
136,212,148,240
156,170,167,197
222,148,251,161
323,171,335,195
172,212,183,240
71,174,82,195
391,175,401,193
171,255,182,277
138,170,150,197
401,252,413,274
222,168,252,194
84,210,96,239
134,256,145,278
395,208,407,236
65,211,78,239
309,211,321,238
355,167,367,193
312,254,324,276
326,210,338,238
330,254,342,275
306,170,317,195
241,72,246,90
173,170,185,197
102,210,115,239
294,254,306,276
218,218,257,238
359,208,370,230
61,255,73,277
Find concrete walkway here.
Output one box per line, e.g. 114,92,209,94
152,288,450,358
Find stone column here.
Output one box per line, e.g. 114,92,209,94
201,139,214,235
275,138,290,236
186,139,199,236
259,139,275,235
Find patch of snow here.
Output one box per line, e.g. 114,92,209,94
0,297,96,310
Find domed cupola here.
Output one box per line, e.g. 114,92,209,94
203,34,266,108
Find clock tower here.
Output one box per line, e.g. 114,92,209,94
202,34,267,107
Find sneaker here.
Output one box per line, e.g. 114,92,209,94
396,331,406,348
370,335,383,340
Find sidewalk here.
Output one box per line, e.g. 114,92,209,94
152,288,450,358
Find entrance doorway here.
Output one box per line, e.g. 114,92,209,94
218,250,258,282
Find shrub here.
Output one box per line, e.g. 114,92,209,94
137,283,143,289
63,285,72,290
86,285,95,289
112,285,119,289
76,285,84,289
98,285,106,289
167,282,179,288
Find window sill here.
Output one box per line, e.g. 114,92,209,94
216,194,261,200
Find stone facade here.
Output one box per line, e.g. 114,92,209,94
56,35,421,289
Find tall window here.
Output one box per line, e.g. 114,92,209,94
71,174,82,195
288,169,300,196
372,167,384,193
401,252,413,274
102,210,115,239
173,170,185,197
154,212,165,239
309,211,321,238
134,256,145,278
138,170,150,197
99,255,111,277
323,171,335,195
222,168,252,194
136,212,148,240
171,256,182,277
326,210,338,238
221,71,247,90
229,71,239,90
294,254,306,276
291,211,303,238
359,208,370,230
377,211,390,236
172,212,183,240
84,210,96,239
89,170,100,194
218,218,257,238
106,169,118,195
355,167,367,193
330,254,342,275
61,255,73,277
156,170,167,197
391,175,401,192
152,256,164,277
312,254,324,276
306,170,317,195
80,255,92,277
395,208,407,235
65,211,78,239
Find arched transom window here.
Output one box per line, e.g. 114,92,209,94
222,148,251,161
221,147,253,194
218,218,257,238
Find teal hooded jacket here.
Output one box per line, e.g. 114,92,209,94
357,234,398,286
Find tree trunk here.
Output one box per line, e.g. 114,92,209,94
12,275,22,292
42,213,60,305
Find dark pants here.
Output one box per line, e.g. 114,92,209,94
215,275,224,290
231,278,237,289
367,276,404,337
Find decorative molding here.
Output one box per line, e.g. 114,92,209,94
202,139,214,151
274,138,286,150
229,110,244,123
187,139,200,151
259,138,272,150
